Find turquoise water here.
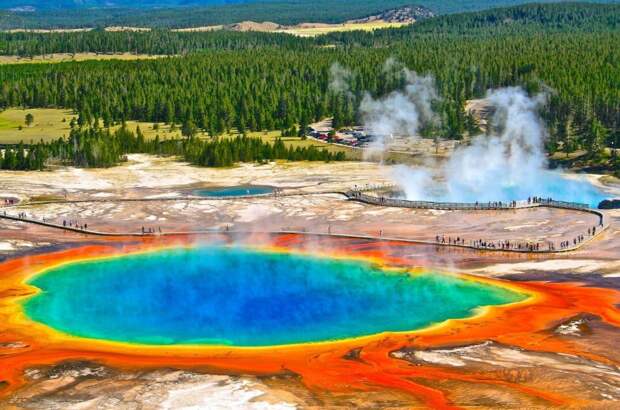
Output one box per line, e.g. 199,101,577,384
193,185,273,197
442,171,609,207
413,171,610,208
24,247,525,346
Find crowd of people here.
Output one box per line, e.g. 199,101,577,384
350,189,598,214
0,190,606,248
62,219,88,231
528,196,554,204
0,210,170,236
434,235,543,251
435,223,603,252
473,201,518,208
351,190,541,210
141,226,162,234
3,211,91,232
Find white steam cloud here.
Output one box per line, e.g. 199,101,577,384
394,87,553,202
443,88,548,201
328,62,353,97
360,67,438,156
329,59,606,205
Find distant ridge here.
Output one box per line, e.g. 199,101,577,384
2,0,620,12
0,0,418,29
348,6,434,24
1,0,620,30
228,21,281,32
0,1,253,10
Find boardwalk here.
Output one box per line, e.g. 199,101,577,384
0,185,608,254
0,209,607,255
345,190,605,226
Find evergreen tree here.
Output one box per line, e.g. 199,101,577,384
25,113,34,127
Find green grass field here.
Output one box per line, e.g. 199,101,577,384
276,21,408,37
0,53,165,65
0,108,74,144
221,130,358,158
0,107,357,158
0,108,198,144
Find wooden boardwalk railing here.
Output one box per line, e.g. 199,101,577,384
0,186,608,254
346,190,590,210
345,190,604,226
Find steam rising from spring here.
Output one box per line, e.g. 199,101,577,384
442,88,547,201
329,60,607,205
328,62,353,98
360,66,438,157
396,87,550,202
392,87,606,205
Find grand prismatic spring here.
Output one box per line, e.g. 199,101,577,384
2,228,620,409
23,246,525,347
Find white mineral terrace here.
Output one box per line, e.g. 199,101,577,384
0,155,618,269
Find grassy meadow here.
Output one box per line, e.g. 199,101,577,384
0,107,357,158
0,53,166,65
0,108,74,144
277,21,409,37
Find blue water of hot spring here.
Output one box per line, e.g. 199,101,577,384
23,247,525,347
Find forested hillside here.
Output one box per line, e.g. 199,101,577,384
361,2,620,36
0,30,312,56
0,3,618,171
0,0,415,29
2,0,619,29
0,0,251,8
2,3,618,54
1,33,616,159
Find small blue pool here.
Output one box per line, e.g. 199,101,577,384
193,185,274,197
